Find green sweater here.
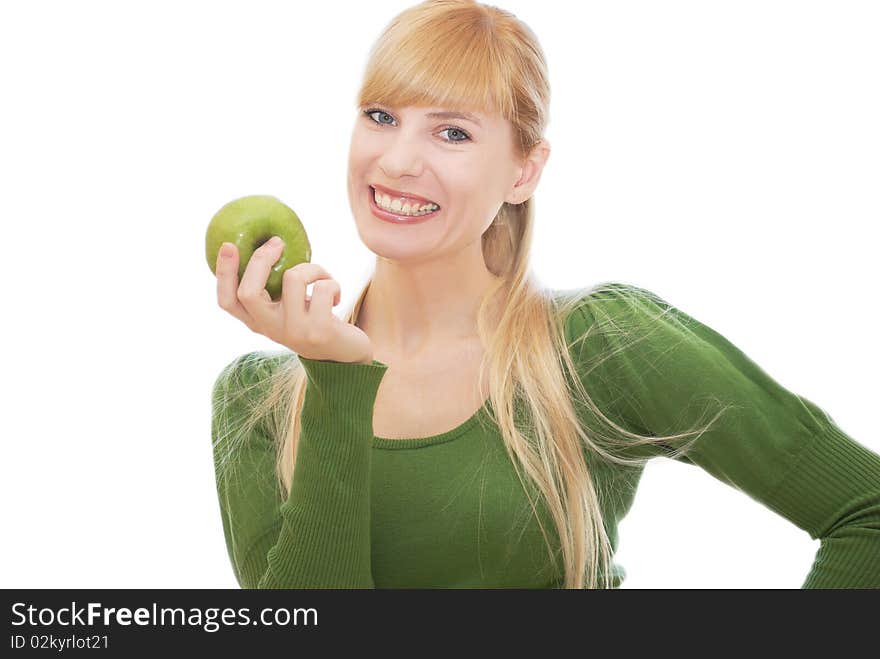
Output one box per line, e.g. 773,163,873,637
210,283,880,588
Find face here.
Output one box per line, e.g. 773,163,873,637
346,103,526,262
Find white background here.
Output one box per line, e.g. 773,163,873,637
1,0,877,589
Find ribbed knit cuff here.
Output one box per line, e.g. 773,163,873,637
295,355,390,471
258,356,389,588
298,355,388,410
764,423,880,588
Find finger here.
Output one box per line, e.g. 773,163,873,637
237,237,285,324
307,278,341,307
307,279,342,322
281,262,335,324
216,242,255,325
304,285,340,307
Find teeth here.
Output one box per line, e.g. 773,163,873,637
372,188,439,216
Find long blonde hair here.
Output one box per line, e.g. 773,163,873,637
213,0,728,588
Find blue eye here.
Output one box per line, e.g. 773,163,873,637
364,109,394,125
361,108,472,144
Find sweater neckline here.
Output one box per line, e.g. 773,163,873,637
371,397,494,450
367,289,581,450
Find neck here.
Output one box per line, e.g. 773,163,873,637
356,246,504,360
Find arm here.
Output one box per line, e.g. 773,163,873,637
574,283,880,588
211,350,389,588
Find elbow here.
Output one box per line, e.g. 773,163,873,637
816,491,880,540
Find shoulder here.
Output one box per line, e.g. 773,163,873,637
213,349,299,400
555,281,674,342
553,281,705,385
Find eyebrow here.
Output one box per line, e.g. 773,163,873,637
424,110,483,128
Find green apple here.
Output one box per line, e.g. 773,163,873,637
206,195,311,302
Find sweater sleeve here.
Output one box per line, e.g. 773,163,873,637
211,350,389,589
573,282,880,588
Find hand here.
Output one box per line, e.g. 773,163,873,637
215,237,375,364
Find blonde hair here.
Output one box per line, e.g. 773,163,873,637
213,0,728,588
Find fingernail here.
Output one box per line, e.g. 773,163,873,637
269,236,284,247
220,243,234,258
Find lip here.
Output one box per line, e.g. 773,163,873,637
369,185,441,225
370,183,441,207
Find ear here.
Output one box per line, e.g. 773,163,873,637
506,139,551,205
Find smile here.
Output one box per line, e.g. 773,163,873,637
369,186,442,224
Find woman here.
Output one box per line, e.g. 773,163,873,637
210,0,880,589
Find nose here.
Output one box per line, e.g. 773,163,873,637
376,129,428,179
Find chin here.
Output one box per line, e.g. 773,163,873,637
361,232,440,263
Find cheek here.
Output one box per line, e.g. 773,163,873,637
454,183,496,219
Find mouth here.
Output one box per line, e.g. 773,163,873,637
368,185,442,222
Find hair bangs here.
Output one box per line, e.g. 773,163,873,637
356,7,514,120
